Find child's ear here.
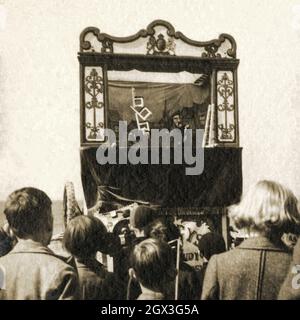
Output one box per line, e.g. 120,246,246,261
128,268,136,279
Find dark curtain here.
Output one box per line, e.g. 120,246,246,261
81,147,242,212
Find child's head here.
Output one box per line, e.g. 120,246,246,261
145,218,180,243
130,238,176,293
129,205,157,237
4,187,53,245
229,180,300,237
63,215,108,259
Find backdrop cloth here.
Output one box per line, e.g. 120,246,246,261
108,80,210,127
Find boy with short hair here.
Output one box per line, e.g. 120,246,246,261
130,238,176,300
0,187,80,300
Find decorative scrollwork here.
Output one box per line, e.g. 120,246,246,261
217,72,235,142
79,20,237,58
218,123,235,140
101,38,114,53
217,72,234,111
85,68,103,96
85,68,104,140
146,33,176,56
202,44,221,58
80,27,100,52
86,121,104,140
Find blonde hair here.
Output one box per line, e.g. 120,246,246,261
229,180,300,236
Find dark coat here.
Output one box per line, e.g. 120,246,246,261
198,232,226,261
201,236,292,300
76,258,109,300
167,261,203,300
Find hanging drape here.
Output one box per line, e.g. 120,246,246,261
108,80,210,125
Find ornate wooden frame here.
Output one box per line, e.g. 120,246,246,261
78,19,239,147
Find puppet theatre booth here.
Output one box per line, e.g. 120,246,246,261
75,20,242,274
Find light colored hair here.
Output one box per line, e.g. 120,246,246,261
229,180,300,236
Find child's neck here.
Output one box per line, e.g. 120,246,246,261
139,284,164,297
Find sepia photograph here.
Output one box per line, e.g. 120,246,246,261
0,0,299,307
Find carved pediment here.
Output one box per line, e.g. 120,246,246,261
80,19,236,58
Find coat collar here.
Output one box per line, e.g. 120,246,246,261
75,257,104,270
9,239,55,255
237,236,288,252
75,257,107,279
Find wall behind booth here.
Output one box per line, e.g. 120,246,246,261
0,0,299,208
